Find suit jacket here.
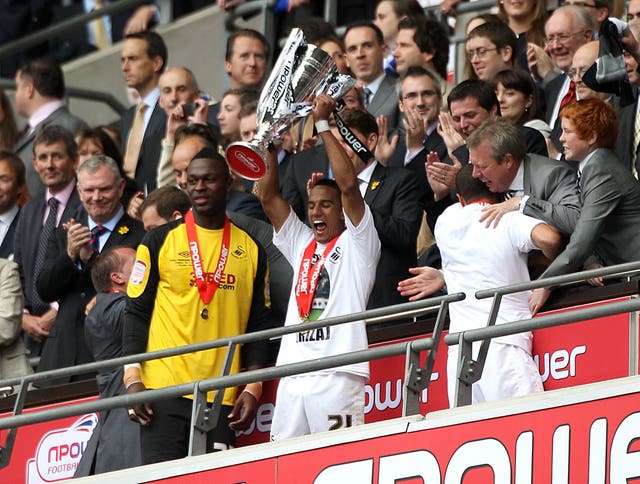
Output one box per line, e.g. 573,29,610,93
35,208,145,382
0,207,19,259
48,1,135,63
14,188,81,315
614,97,639,174
120,101,166,193
226,189,268,223
368,73,400,134
14,107,88,197
387,130,450,230
0,259,32,380
283,152,421,308
542,148,640,278
544,73,567,124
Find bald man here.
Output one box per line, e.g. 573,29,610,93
571,41,609,101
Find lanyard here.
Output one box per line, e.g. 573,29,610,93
295,235,339,320
184,210,231,305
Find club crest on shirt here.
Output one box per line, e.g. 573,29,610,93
231,245,247,259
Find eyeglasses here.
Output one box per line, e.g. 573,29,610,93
568,66,589,80
544,30,589,46
402,90,438,101
466,47,498,61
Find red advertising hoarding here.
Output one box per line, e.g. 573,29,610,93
0,299,636,483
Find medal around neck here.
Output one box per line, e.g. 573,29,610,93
226,28,355,180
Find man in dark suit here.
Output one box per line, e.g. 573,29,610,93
36,154,145,382
14,127,82,357
13,58,88,196
0,153,25,259
120,30,168,193
343,22,400,133
465,117,580,238
283,108,421,309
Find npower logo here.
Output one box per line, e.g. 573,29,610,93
232,150,261,173
26,413,98,483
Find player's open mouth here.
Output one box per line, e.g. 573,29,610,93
313,220,327,233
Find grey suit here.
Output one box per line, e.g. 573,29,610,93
0,259,32,381
367,74,400,134
521,153,581,237
14,107,88,196
542,148,640,278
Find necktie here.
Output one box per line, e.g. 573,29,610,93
91,1,110,50
576,170,582,196
31,198,59,314
559,81,576,112
363,87,372,109
123,102,148,178
89,225,106,252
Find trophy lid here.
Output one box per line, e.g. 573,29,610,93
225,142,268,180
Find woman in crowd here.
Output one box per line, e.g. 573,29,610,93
530,99,640,313
494,68,550,139
0,88,18,151
497,0,548,70
216,88,258,152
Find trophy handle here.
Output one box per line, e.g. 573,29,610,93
226,142,268,180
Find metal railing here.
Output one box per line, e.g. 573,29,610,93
443,261,640,407
0,292,464,466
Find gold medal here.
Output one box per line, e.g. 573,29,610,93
201,308,209,320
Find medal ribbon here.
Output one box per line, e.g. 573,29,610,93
185,210,231,305
295,235,339,319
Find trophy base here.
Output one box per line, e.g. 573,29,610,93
225,142,268,180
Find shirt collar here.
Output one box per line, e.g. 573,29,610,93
88,205,124,232
364,73,385,97
46,178,76,205
0,204,19,224
358,159,378,185
140,86,160,109
29,100,65,130
508,161,525,192
579,148,598,174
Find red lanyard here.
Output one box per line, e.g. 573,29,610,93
184,210,231,304
295,235,339,320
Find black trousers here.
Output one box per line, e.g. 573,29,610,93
140,397,235,465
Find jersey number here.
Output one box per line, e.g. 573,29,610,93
328,414,353,431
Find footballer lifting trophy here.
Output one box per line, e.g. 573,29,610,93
226,28,355,180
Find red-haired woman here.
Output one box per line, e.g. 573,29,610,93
530,98,640,313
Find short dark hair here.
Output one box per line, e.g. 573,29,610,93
125,31,168,73
397,17,449,79
222,88,259,110
239,100,258,119
175,124,218,147
337,108,378,137
312,178,341,197
343,21,385,45
140,185,191,221
189,147,230,177
75,127,122,166
493,68,543,124
448,79,499,114
91,246,133,293
0,151,26,190
18,58,65,99
398,65,442,99
296,17,337,44
225,29,270,62
466,21,518,59
34,125,77,158
455,164,497,203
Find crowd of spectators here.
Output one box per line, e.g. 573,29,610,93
1,0,640,474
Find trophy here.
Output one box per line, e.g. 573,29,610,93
226,28,355,180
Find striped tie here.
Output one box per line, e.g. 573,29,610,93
89,225,106,252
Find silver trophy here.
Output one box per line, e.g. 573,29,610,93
226,28,355,180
